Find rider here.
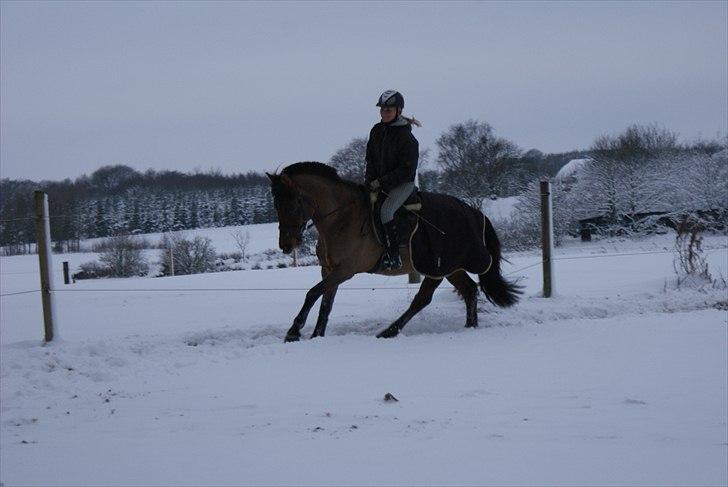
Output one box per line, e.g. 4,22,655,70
365,90,420,270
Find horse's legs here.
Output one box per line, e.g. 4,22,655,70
377,277,442,338
285,266,352,342
446,271,479,328
311,267,339,338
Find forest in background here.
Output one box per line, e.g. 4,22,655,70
2,121,725,256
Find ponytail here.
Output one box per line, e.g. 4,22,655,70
403,115,422,128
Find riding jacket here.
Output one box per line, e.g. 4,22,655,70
365,116,419,193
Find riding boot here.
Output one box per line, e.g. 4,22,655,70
382,220,402,270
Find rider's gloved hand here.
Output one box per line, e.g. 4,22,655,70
367,179,381,192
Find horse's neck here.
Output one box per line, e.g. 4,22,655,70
293,174,363,229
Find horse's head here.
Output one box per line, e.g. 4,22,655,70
267,172,314,254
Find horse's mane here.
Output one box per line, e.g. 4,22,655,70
281,161,364,192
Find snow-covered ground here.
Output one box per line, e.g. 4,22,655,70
79,222,281,255
1,229,727,486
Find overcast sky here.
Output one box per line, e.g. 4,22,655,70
1,1,726,181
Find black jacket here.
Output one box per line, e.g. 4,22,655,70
365,117,419,193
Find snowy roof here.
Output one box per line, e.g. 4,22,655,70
555,158,591,181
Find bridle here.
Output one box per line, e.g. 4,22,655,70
278,191,358,239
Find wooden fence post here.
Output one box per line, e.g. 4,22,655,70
63,261,70,284
169,247,175,276
34,191,57,342
540,179,554,297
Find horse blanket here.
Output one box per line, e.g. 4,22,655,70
373,191,494,279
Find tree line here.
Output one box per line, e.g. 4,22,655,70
0,168,274,254
2,120,725,255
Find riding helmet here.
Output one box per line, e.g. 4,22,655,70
376,90,404,109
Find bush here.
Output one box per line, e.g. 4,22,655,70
497,180,575,251
73,261,113,280
98,234,150,277
92,235,151,253
159,234,216,276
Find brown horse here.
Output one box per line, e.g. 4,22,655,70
267,162,520,342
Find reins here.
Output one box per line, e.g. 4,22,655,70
301,195,358,232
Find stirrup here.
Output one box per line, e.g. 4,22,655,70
383,252,402,270
368,250,401,273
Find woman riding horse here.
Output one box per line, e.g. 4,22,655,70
365,90,420,271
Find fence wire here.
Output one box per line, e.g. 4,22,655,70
0,289,41,297
2,246,726,298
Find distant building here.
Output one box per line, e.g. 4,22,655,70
554,158,591,184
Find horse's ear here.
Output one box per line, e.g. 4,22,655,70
280,173,296,189
266,172,275,182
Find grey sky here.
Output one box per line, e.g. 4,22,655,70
1,1,726,181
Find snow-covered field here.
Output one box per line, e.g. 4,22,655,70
1,228,727,486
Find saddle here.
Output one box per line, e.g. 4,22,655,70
370,187,422,248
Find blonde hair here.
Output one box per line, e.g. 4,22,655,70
403,115,422,128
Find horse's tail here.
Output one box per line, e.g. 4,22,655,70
479,214,522,307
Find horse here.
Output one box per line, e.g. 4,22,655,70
267,161,521,342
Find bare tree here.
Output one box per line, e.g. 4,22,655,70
671,148,728,212
435,120,520,209
573,124,681,223
230,229,251,260
328,137,368,182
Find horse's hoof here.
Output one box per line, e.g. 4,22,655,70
284,333,300,343
376,327,399,339
465,323,478,329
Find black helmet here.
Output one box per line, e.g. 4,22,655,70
376,90,404,109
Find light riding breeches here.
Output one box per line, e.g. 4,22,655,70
380,181,416,224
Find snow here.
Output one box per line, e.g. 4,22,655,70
80,222,281,255
555,158,591,181
1,229,727,486
482,196,519,221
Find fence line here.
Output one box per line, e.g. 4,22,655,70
52,286,453,293
2,246,726,298
0,289,41,298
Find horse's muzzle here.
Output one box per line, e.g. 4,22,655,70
279,237,300,255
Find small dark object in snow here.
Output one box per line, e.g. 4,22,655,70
384,393,398,402
312,426,324,432
350,425,358,430
623,398,647,405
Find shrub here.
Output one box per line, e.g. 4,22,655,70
73,261,112,280
159,234,216,276
92,235,151,253
98,234,150,277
